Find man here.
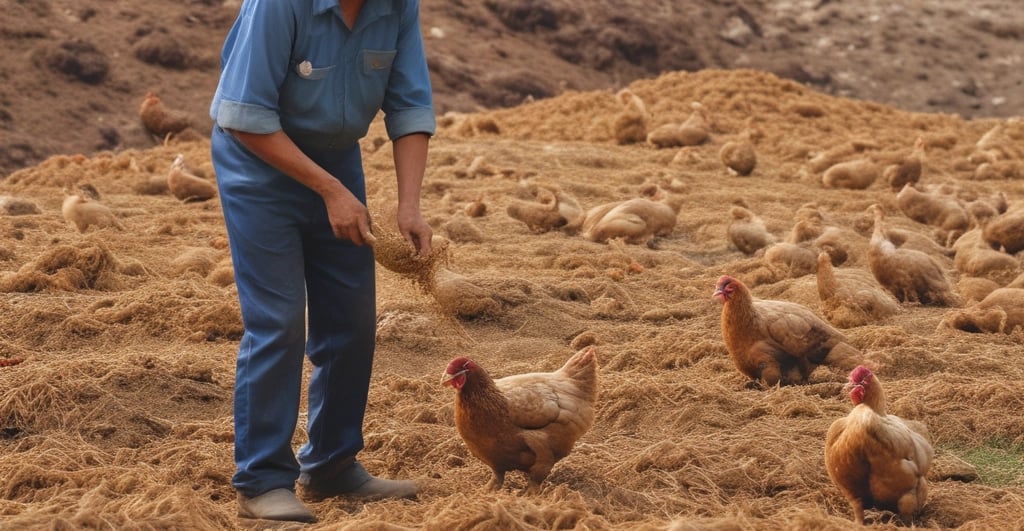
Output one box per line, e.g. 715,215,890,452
209,0,435,522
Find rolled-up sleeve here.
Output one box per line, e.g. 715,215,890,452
210,0,295,134
382,0,436,140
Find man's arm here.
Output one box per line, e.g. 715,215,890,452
228,129,375,246
392,132,432,257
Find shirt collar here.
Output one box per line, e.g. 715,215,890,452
312,1,395,22
313,0,336,16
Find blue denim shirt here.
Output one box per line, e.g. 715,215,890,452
210,0,435,147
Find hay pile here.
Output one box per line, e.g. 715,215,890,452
1,69,1023,529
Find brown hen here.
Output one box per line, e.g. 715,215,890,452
825,366,933,525
139,91,192,139
713,275,862,387
867,204,958,306
167,154,217,203
441,347,598,493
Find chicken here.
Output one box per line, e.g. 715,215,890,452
867,205,958,306
505,184,583,234
167,154,218,202
646,122,687,149
432,268,502,320
611,89,648,145
718,130,757,176
822,159,880,190
727,205,775,255
982,207,1024,255
895,183,969,245
883,226,954,262
941,287,1024,334
441,347,598,493
964,191,1007,225
712,275,862,387
677,101,711,146
786,204,826,244
814,226,869,267
61,191,124,233
139,91,192,139
816,251,899,328
952,228,1021,285
762,241,818,278
883,137,926,191
968,121,1024,165
581,196,677,244
956,276,1000,304
825,366,933,525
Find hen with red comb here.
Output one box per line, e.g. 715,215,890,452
825,365,933,524
441,347,598,493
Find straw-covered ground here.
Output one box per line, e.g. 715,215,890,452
1,69,1023,530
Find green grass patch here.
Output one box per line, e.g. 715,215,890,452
958,440,1024,487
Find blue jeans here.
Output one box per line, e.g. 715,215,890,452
212,127,376,497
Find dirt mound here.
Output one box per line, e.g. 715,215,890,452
2,0,1023,178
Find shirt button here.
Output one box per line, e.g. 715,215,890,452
371,60,381,68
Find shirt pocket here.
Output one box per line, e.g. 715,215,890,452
360,50,396,115
363,49,396,76
280,63,337,116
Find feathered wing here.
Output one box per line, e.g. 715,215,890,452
496,348,597,436
496,377,564,429
756,300,838,361
863,414,933,515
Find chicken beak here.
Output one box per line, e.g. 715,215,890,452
441,369,468,386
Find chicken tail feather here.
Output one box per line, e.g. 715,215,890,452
558,346,598,395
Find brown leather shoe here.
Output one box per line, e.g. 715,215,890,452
298,459,418,501
237,488,317,523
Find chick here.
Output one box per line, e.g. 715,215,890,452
139,91,192,139
167,154,218,203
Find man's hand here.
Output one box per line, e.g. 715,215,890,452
397,207,432,258
323,188,376,246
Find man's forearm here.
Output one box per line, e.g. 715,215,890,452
392,132,430,211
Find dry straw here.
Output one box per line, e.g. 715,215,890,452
1,69,1023,529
